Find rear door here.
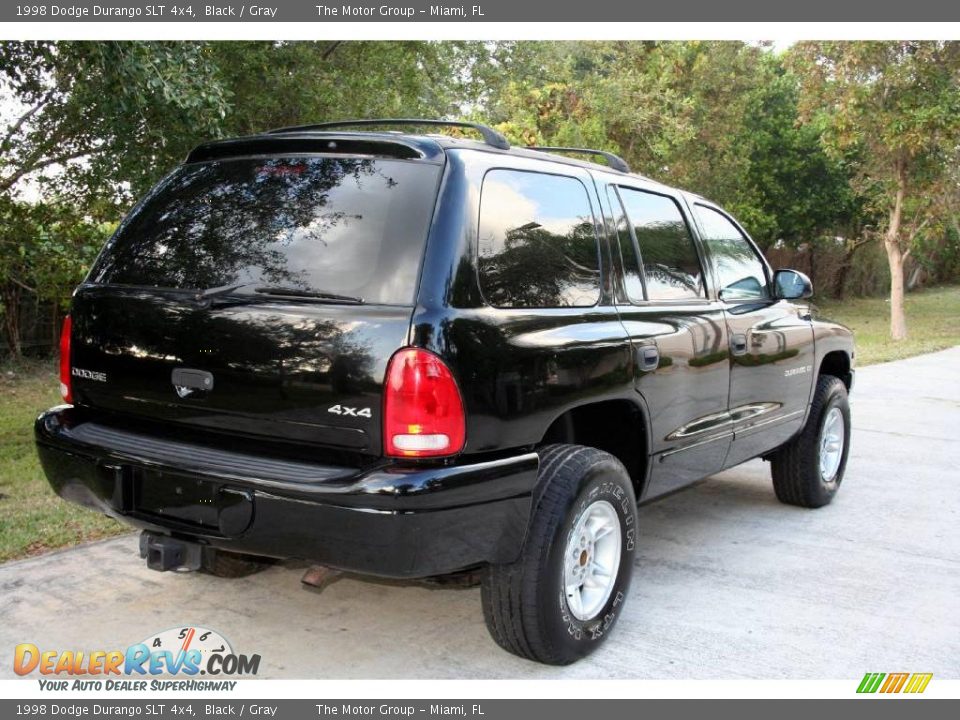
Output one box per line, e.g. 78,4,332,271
688,201,814,467
605,184,731,499
72,153,442,459
426,156,632,455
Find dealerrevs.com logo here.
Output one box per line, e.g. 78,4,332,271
14,626,260,691
857,672,933,694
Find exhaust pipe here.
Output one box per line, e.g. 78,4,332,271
300,564,343,592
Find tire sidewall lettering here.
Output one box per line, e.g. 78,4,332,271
554,468,637,645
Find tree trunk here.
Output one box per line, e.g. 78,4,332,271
833,253,850,298
52,303,59,348
808,243,816,292
1,284,23,359
885,238,907,340
833,237,870,299
833,244,858,300
885,160,908,341
907,263,924,291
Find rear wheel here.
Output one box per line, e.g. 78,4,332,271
771,375,851,508
481,444,637,665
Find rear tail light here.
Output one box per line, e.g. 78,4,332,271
383,348,465,458
59,315,72,403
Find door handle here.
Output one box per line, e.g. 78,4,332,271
637,344,660,372
730,333,748,356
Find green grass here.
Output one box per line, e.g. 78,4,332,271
0,286,957,563
818,285,960,367
0,360,124,563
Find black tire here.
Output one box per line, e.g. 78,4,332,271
771,375,851,508
481,444,637,665
200,550,271,578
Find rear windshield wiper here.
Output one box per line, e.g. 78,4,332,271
194,283,363,304
97,282,364,305
252,286,364,304
194,282,250,300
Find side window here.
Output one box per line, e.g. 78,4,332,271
618,187,705,301
694,205,770,301
478,169,600,308
607,187,645,303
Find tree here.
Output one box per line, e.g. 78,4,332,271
483,42,864,254
0,200,108,356
483,41,698,176
0,200,35,357
737,60,866,250
0,42,230,204
0,41,233,355
211,41,491,137
789,41,960,339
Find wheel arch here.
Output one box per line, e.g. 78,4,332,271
539,396,650,498
819,349,853,390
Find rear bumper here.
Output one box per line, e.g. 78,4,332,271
35,406,538,578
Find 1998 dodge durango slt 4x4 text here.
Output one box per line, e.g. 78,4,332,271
36,119,854,665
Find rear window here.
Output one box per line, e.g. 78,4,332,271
477,169,600,308
92,157,440,305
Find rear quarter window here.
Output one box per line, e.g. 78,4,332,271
477,169,600,308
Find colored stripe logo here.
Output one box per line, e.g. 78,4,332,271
857,672,933,694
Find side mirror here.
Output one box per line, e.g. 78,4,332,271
774,269,813,300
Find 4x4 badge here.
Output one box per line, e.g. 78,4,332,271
327,404,372,418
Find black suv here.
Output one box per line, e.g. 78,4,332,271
36,119,854,665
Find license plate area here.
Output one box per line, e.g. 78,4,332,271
132,468,253,536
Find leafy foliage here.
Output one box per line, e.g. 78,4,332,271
0,199,111,354
0,41,230,203
788,41,960,338
212,41,490,138
483,42,868,250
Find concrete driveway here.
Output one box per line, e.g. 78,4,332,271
2,347,958,679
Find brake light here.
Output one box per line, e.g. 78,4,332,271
59,315,72,403
383,348,465,458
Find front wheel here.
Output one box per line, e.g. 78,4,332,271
770,375,851,508
481,445,637,665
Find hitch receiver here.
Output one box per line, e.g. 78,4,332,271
139,531,205,572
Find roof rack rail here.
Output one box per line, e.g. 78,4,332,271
267,119,511,151
526,146,630,173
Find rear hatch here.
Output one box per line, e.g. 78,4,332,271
71,147,442,460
